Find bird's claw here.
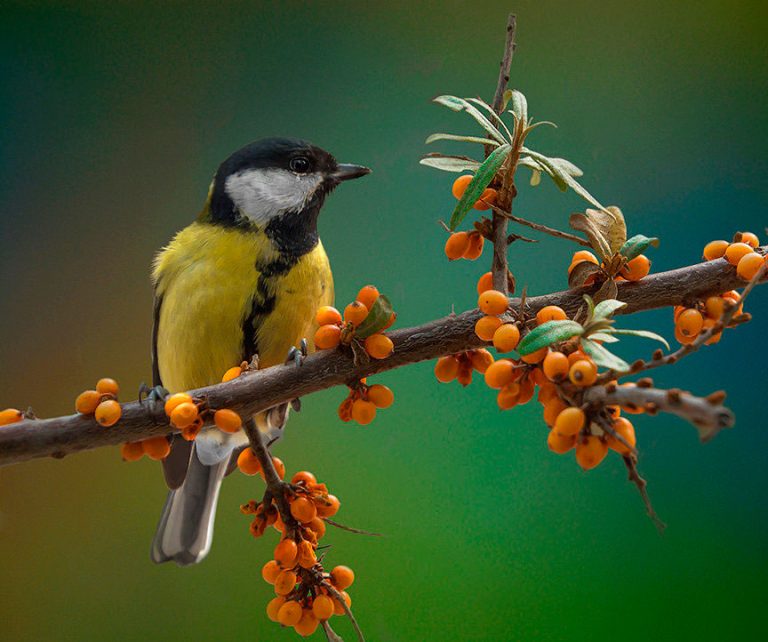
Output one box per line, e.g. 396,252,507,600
138,383,169,419
285,339,308,368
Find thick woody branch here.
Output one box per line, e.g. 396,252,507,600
0,252,764,467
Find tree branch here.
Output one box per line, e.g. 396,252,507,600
0,251,764,467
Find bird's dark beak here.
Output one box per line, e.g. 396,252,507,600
330,164,371,182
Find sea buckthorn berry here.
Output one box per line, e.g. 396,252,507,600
620,254,651,281
702,319,723,345
314,324,342,350
333,591,352,616
572,250,599,265
674,326,696,345
164,392,193,416
267,596,286,622
567,349,589,365
704,296,725,319
338,396,353,422
181,420,202,442
297,539,317,569
738,231,759,248
316,494,341,517
291,470,317,486
96,378,119,396
463,231,484,259
356,285,380,310
606,417,636,455
475,315,503,341
351,399,376,425
542,351,569,382
262,559,282,584
274,538,298,567
497,384,520,410
170,402,198,429
306,516,327,540
237,448,262,476
315,305,342,326
312,594,335,621
213,408,242,433
434,356,460,383
221,365,242,382
94,399,121,427
569,359,597,387
120,441,144,462
290,497,318,523
367,384,394,408
294,609,319,637
451,174,473,198
331,565,355,590
737,252,764,280
456,365,473,387
269,457,286,480
676,308,704,337
703,240,729,260
538,382,558,405
75,390,101,414
477,271,494,295
725,242,753,266
277,599,303,624
142,435,170,460
543,398,567,426
536,305,567,325
364,333,394,359
575,435,609,470
521,346,548,364
484,359,516,389
493,323,520,352
547,429,576,454
474,187,498,211
554,407,586,437
445,231,471,260
470,349,494,373
343,301,369,326
478,289,508,315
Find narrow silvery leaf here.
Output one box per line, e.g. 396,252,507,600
425,133,501,147
509,90,528,124
620,234,660,261
419,156,481,173
522,148,607,210
608,328,670,350
449,144,511,230
581,338,630,371
517,320,584,356
583,294,595,319
466,98,514,142
433,95,507,144
530,169,541,186
589,332,620,343
501,89,514,111
593,299,628,320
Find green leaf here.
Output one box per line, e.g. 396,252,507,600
530,168,541,186
580,338,629,371
607,328,670,350
522,148,606,210
589,332,619,343
501,89,514,112
419,155,481,173
583,294,595,319
620,234,660,261
466,98,513,141
449,144,511,230
593,299,627,320
508,90,528,124
355,295,394,339
425,133,501,147
517,320,584,356
433,95,506,144
569,213,612,259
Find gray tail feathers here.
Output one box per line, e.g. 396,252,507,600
151,449,228,566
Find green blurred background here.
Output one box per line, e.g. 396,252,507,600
1,1,767,640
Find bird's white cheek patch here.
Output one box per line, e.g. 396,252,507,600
225,168,324,226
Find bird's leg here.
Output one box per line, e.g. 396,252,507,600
138,383,169,420
284,338,308,409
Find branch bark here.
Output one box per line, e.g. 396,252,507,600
0,252,764,467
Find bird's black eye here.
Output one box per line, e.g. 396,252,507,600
289,157,311,174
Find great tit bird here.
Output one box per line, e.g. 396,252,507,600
150,137,370,566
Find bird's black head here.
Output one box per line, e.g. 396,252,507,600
206,138,370,244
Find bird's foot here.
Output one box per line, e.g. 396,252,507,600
284,339,308,368
138,383,169,419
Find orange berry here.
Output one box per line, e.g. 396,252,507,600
306,516,327,540
290,497,318,523
356,285,380,310
274,538,299,567
676,308,704,337
237,448,262,476
484,359,516,389
567,349,589,365
170,402,199,429
492,323,520,352
725,242,753,266
702,318,723,345
331,565,355,590
333,591,352,616
575,435,608,470
469,349,494,373
364,333,394,359
312,594,335,621
543,398,568,426
536,305,567,325
181,420,202,441
738,231,759,248
343,301,369,326
291,470,317,486
674,326,696,345
554,407,586,436
451,174,473,199
497,384,520,410
476,271,494,295
620,254,651,281
569,359,597,387
221,365,243,382
521,346,548,364
456,365,473,387
478,289,508,315
267,597,286,622
351,399,376,425
475,315,503,341
213,408,242,433
547,429,576,454
94,399,121,427
542,351,569,382
445,231,471,260
120,441,144,462
572,250,599,265
164,392,193,416
367,384,394,408
538,382,559,405
316,494,340,518
270,457,286,480
262,559,282,584
737,252,764,280
277,599,303,624
315,305,342,326
530,367,548,386
474,187,497,210
434,356,460,383
704,296,725,319
0,408,23,426
606,417,636,455
95,377,119,396
297,539,317,569
142,435,170,460
75,390,101,414
703,240,729,260
294,609,319,637
462,232,484,260
314,324,341,350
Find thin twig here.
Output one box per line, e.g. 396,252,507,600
322,621,345,642
623,455,666,534
323,581,365,642
489,202,591,246
491,14,517,114
323,517,384,537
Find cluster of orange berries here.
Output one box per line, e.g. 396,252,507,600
313,285,395,360
242,470,352,637
434,349,494,386
75,377,123,427
673,290,742,346
337,380,395,425
703,231,765,281
568,249,651,282
444,230,485,261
